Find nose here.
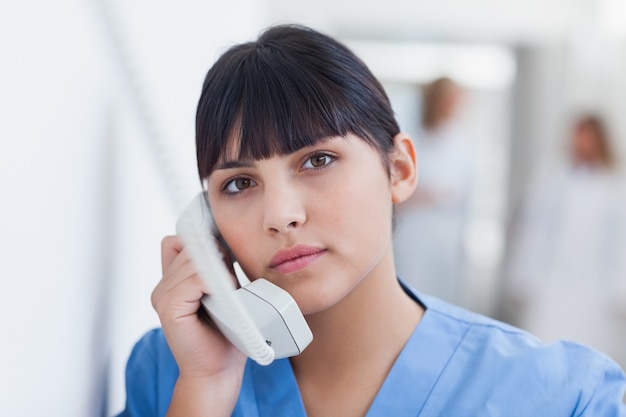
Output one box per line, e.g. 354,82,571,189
262,182,306,234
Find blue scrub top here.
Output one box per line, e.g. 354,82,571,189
118,282,626,416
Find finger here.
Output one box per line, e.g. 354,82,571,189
159,260,207,293
153,274,207,322
162,235,184,273
169,233,238,286
152,267,208,314
162,236,223,283
161,238,204,287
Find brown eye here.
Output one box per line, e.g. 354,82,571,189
310,155,327,167
224,177,256,194
235,178,251,189
303,153,334,170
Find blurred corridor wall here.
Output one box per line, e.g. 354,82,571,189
509,35,626,222
501,38,626,354
0,3,113,415
0,1,268,416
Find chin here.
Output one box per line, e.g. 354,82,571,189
295,282,352,317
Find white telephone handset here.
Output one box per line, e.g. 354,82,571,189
175,192,313,365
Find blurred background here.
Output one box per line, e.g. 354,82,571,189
2,0,626,415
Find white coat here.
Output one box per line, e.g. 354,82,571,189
505,162,626,368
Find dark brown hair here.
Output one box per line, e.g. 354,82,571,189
195,24,400,180
572,114,616,168
421,77,459,131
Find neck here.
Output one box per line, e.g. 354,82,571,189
289,251,423,412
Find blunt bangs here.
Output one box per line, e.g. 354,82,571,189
196,25,400,180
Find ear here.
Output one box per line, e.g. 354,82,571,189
390,133,418,204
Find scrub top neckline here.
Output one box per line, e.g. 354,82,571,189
247,285,470,417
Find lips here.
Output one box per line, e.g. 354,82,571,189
269,245,326,274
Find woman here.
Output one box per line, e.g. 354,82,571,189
118,26,626,416
505,114,626,369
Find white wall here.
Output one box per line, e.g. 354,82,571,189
0,1,268,416
0,3,113,415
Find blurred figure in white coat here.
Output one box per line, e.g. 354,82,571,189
394,77,473,306
504,114,626,369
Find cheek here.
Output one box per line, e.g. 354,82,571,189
330,172,393,238
213,211,254,261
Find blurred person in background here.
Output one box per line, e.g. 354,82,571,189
393,77,473,307
503,113,626,369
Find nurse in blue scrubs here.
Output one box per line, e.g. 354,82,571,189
118,24,626,417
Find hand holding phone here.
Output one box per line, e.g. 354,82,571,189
174,192,313,365
153,235,247,378
153,234,249,416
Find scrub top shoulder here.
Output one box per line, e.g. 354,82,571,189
116,282,626,417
